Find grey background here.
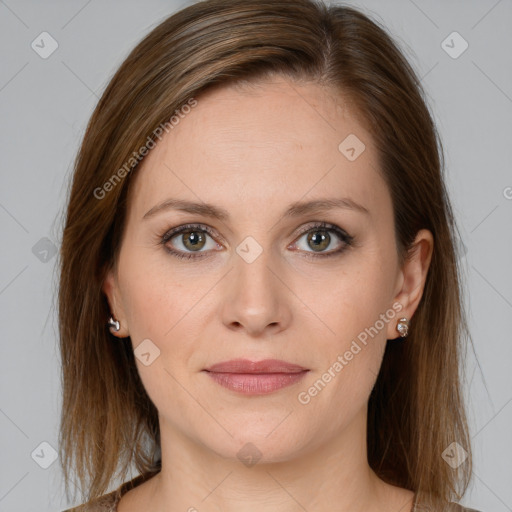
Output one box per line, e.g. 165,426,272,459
0,0,511,511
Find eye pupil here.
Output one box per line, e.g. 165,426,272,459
307,230,330,251
183,231,206,251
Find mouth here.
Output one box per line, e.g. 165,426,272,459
202,359,309,395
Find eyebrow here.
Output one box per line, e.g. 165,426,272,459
143,197,370,221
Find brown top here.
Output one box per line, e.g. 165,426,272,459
62,472,483,512
62,470,159,512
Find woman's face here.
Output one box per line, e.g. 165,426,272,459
104,76,430,464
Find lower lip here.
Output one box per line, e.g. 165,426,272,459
204,371,309,395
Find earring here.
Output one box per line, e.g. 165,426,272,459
108,316,120,332
396,317,409,338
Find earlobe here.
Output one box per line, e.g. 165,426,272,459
102,269,129,338
387,229,434,339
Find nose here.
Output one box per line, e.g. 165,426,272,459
220,246,292,337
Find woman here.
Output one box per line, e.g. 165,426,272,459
59,0,481,511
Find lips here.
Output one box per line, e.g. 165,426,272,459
203,359,309,395
204,358,307,374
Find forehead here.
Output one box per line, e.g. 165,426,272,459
127,76,389,222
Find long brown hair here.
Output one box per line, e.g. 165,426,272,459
58,0,473,507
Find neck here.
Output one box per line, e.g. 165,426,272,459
147,409,413,512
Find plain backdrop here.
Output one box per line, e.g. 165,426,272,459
0,1,511,511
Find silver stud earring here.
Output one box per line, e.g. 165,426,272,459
396,317,409,338
108,316,120,332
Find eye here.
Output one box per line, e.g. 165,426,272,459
290,222,354,258
161,224,221,260
160,221,354,261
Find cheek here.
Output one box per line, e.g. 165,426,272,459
122,278,176,341
312,264,392,344
118,259,197,406
300,249,395,400
117,244,189,338
118,249,213,377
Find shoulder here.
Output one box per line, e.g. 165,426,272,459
61,470,160,512
414,497,483,512
449,505,483,512
61,489,119,512
61,490,118,511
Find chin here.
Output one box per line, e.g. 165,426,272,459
201,427,308,466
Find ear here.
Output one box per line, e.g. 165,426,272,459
102,268,130,338
386,229,434,340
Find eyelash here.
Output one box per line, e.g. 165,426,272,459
160,222,354,261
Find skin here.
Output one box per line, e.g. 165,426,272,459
104,75,433,512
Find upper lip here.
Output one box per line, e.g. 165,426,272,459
204,359,308,374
